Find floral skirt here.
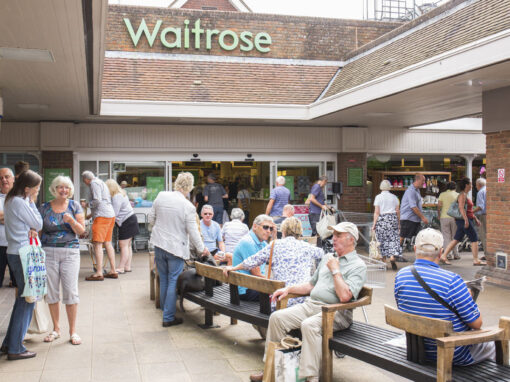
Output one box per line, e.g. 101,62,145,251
375,213,402,258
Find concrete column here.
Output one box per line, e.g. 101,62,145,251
462,154,476,198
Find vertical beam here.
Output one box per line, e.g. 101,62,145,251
462,154,476,198
321,311,335,382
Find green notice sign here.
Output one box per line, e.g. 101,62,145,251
347,168,363,187
44,168,71,202
283,176,295,200
146,176,165,201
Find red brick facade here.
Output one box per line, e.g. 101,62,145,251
337,153,367,213
42,151,74,177
107,6,400,60
478,131,510,287
181,0,238,12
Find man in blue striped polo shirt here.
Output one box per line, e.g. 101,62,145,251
395,228,495,365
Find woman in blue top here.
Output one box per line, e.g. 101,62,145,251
1,170,43,360
39,176,85,346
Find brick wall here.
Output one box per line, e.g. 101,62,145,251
477,131,510,287
42,151,74,176
108,6,401,61
181,0,238,12
337,153,367,213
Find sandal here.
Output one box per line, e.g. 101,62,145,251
439,259,452,265
44,331,61,343
115,269,125,274
70,333,82,345
473,261,487,266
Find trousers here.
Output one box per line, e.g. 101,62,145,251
264,299,351,378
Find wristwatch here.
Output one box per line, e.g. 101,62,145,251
331,269,341,277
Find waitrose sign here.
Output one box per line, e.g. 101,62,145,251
124,18,272,53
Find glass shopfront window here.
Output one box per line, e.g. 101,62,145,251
0,153,40,174
113,162,166,208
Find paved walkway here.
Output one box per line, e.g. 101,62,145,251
0,249,509,381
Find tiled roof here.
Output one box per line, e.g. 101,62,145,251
102,58,337,104
323,0,510,99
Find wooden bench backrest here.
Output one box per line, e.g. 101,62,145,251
385,305,454,338
195,262,286,294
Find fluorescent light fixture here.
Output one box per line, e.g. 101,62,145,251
409,118,482,131
17,104,49,110
0,47,54,63
366,112,394,117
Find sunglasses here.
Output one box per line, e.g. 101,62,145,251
261,225,274,232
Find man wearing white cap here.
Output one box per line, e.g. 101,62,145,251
249,222,367,382
395,228,495,366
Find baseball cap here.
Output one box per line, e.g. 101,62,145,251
328,222,359,241
415,228,443,252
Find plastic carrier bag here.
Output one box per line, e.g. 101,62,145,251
19,237,47,303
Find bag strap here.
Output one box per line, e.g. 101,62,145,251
267,241,275,280
410,266,463,321
29,237,39,246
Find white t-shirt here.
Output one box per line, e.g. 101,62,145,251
374,191,400,214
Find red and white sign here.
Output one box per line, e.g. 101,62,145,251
498,168,505,183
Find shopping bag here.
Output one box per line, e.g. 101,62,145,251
369,231,382,260
316,209,336,240
19,237,47,302
27,299,51,334
274,337,306,382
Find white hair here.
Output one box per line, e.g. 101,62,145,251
276,176,286,185
49,176,75,198
253,214,273,226
201,204,213,214
476,178,486,187
174,172,195,193
0,168,14,177
230,208,245,221
380,180,392,191
283,204,294,215
81,170,95,180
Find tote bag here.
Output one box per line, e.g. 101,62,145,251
316,209,336,240
19,237,47,302
369,230,382,260
27,299,51,334
447,195,467,220
274,337,306,382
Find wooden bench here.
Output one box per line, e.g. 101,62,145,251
325,304,510,382
183,262,292,328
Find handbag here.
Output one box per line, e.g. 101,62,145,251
19,237,47,303
369,230,382,260
447,195,467,220
316,209,336,240
274,337,306,382
27,299,51,334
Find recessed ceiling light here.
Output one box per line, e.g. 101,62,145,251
17,104,49,110
0,47,54,62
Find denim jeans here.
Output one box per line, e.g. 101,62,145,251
154,247,184,322
1,254,35,354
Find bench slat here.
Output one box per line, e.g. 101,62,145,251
329,322,510,382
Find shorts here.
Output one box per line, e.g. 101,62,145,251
454,218,478,242
117,214,140,240
400,220,421,239
92,216,115,243
44,247,80,305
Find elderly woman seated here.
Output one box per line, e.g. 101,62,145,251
217,208,249,265
223,217,324,308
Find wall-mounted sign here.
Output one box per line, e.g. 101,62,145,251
347,167,363,187
124,18,272,53
498,168,505,183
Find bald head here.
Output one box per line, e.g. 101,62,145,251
0,168,14,194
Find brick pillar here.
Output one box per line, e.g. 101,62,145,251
476,131,510,287
337,153,367,213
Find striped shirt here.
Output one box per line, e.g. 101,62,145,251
394,259,480,365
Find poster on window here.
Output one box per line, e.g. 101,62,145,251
146,177,165,202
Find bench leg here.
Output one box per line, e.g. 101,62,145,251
321,312,334,382
155,273,161,309
150,270,155,301
436,346,454,382
231,317,238,325
198,309,220,329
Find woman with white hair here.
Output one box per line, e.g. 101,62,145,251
105,179,139,273
223,217,324,308
371,179,401,270
39,176,85,345
148,172,209,327
219,208,249,265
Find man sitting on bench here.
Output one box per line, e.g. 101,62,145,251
395,228,495,365
249,222,367,382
